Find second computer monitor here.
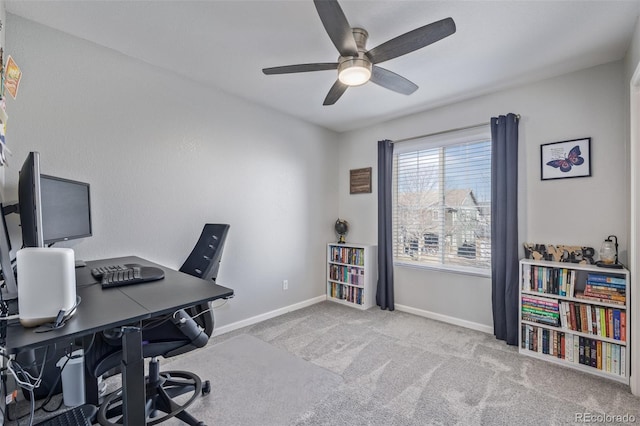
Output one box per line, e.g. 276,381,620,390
18,152,92,247
40,175,92,244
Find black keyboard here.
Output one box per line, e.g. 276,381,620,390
92,263,165,289
35,404,97,426
91,264,128,278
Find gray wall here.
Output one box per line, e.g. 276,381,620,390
337,61,627,330
4,14,339,329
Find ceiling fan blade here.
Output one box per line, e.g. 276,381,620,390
370,66,418,95
366,17,456,64
262,63,338,75
313,0,358,57
323,80,348,105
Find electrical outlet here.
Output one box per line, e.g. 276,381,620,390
283,280,289,290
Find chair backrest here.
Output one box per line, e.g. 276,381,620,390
169,224,230,355
179,224,230,283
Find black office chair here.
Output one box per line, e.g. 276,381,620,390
86,224,230,425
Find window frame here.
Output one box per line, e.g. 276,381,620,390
392,125,492,277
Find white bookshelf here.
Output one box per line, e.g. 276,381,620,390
519,258,630,384
326,243,376,310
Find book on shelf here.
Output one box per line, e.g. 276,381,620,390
575,291,625,306
521,264,576,296
577,273,627,305
556,300,626,341
328,264,365,286
587,273,625,285
585,282,626,292
521,323,625,376
614,310,621,340
328,281,364,304
521,295,560,327
329,245,365,266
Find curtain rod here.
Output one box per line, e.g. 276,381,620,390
391,114,521,144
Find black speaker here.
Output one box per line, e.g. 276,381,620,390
179,224,230,283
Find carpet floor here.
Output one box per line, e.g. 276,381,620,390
168,301,640,425
10,301,640,425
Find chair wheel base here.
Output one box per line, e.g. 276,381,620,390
98,370,203,426
202,380,211,395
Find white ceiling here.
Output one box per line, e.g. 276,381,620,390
6,0,640,132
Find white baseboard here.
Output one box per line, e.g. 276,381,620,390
213,296,493,337
213,295,326,336
395,303,493,335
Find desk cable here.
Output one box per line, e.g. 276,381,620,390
34,296,82,334
2,345,49,426
2,339,92,425
39,337,94,414
174,306,214,322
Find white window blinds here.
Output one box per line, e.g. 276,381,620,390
392,126,492,273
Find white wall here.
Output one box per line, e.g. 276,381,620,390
338,61,627,329
4,14,339,328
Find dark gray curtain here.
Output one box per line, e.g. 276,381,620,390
491,113,519,345
377,139,394,311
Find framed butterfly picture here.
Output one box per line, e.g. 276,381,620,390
540,137,591,180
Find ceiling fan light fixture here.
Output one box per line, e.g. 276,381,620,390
263,1,456,104
338,58,372,86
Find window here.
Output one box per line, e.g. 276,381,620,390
392,126,491,274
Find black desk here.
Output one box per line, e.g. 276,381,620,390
3,256,234,425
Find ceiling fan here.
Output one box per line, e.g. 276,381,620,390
262,0,456,105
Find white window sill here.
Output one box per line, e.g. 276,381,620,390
393,261,491,278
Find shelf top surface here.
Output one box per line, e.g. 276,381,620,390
520,258,629,275
328,243,376,249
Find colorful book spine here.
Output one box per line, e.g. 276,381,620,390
330,246,365,266
522,265,578,296
521,296,560,326
523,326,626,376
613,310,621,340
587,274,626,285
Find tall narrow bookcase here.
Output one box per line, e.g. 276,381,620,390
519,258,630,384
327,243,376,310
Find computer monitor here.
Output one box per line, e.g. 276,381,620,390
40,175,92,244
0,198,17,300
18,151,44,248
18,151,92,248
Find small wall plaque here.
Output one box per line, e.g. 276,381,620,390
350,167,372,194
